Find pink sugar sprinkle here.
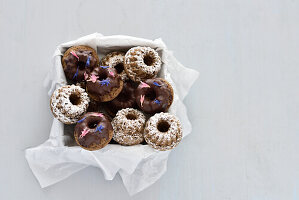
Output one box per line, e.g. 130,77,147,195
89,74,98,83
140,95,145,107
93,113,104,117
84,72,88,80
109,70,115,77
79,128,89,138
70,51,79,60
140,81,150,89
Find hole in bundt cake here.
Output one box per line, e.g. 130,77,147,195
78,61,86,70
88,121,99,129
157,121,170,132
69,93,81,105
98,73,108,81
114,63,124,73
143,54,154,66
145,89,156,100
126,113,137,120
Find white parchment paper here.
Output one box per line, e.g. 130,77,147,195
25,33,199,195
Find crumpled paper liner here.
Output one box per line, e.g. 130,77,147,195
25,33,199,195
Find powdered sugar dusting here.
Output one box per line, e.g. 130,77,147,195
124,46,162,82
50,85,90,124
144,112,182,151
112,108,146,145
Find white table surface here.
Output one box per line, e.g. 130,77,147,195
1,0,298,199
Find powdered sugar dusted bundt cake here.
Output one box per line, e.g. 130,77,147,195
112,108,146,145
144,112,182,151
50,85,90,124
124,46,162,82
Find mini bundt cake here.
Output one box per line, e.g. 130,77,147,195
105,81,136,116
112,108,146,145
74,112,113,150
62,45,99,82
135,78,173,114
144,112,182,151
85,66,123,102
50,85,90,124
124,46,161,81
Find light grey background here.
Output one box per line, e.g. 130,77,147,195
0,0,298,199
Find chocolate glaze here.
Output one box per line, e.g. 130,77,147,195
135,78,173,114
106,81,136,114
86,67,122,102
87,100,101,112
63,49,98,82
74,112,113,149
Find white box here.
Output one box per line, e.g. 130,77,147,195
25,33,199,195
